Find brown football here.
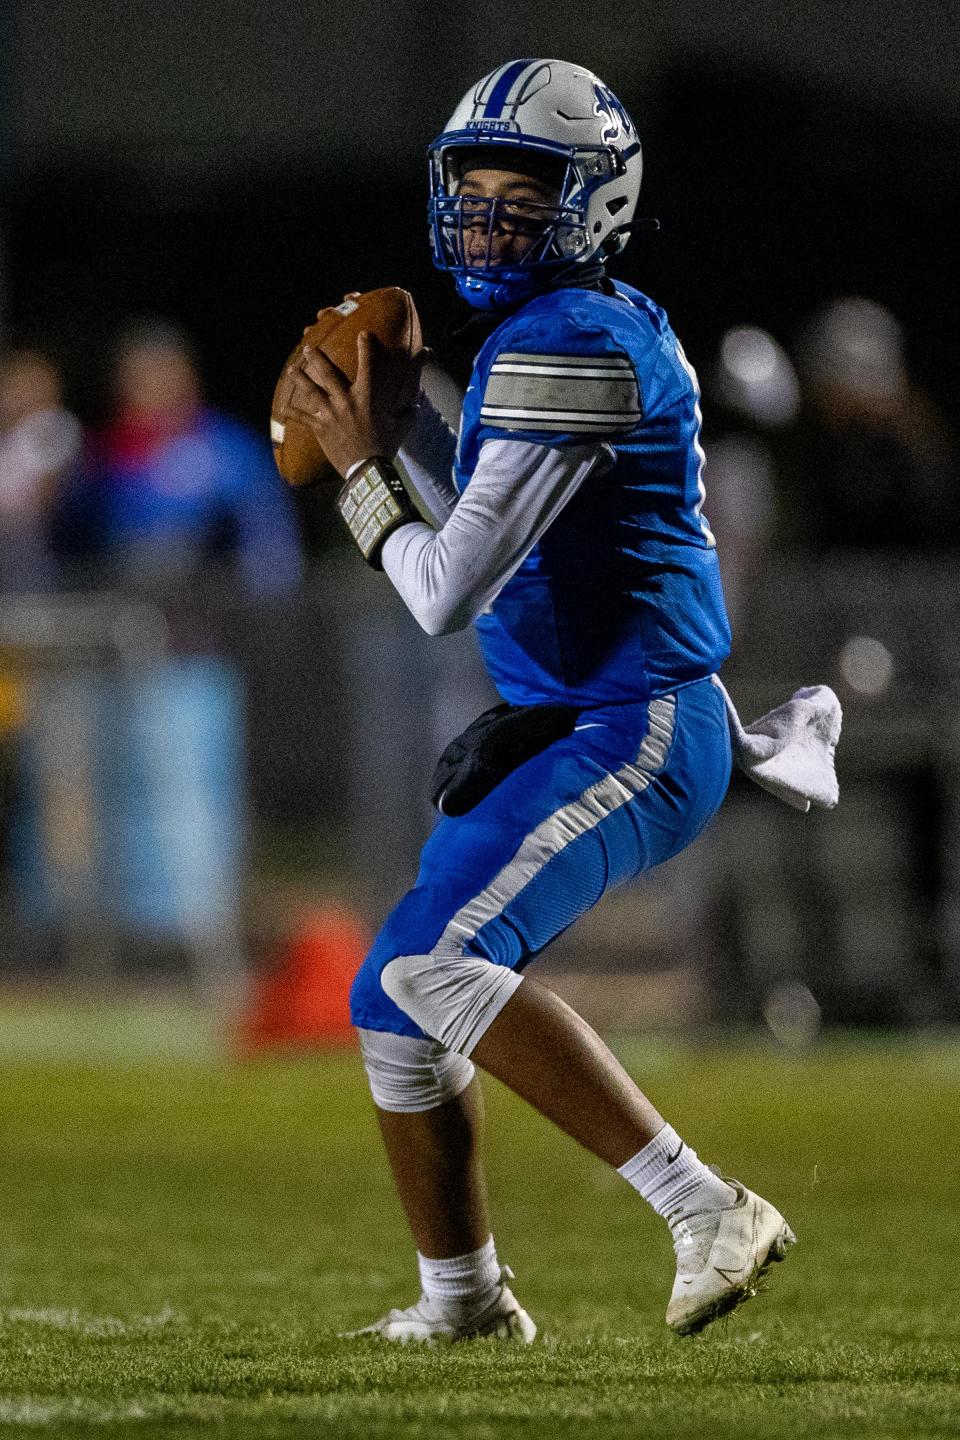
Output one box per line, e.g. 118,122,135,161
271,287,422,488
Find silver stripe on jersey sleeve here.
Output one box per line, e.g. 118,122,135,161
494,352,634,369
482,350,642,434
480,407,642,432
491,363,638,381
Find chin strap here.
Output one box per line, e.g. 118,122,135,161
455,258,610,312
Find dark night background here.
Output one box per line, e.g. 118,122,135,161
2,1,958,436
2,1,959,1025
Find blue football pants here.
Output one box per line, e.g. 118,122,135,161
349,676,732,1043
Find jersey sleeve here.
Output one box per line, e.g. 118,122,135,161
381,438,611,636
476,303,645,446
396,392,460,527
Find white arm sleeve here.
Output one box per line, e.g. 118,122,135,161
381,437,613,636
396,393,460,527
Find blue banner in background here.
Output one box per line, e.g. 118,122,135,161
12,658,245,941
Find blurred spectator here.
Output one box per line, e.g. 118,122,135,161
0,349,81,592
703,326,800,628
53,320,302,595
787,297,960,549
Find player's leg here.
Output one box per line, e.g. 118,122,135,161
349,680,793,1337
371,1078,535,1339
343,1024,535,1342
346,697,674,1330
470,974,663,1164
469,975,795,1336
369,684,718,1166
356,969,789,1342
455,679,794,1334
374,1077,490,1258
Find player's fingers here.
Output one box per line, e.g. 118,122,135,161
288,394,335,427
274,365,300,413
289,364,326,399
300,344,349,395
288,368,334,416
284,348,307,380
354,330,387,396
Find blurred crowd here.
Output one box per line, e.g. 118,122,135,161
701,296,960,627
0,321,302,601
3,295,957,617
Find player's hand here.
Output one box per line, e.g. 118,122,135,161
287,333,425,479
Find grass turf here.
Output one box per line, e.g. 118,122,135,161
0,1022,958,1437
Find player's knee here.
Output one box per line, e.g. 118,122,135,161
357,1028,475,1112
380,951,523,1055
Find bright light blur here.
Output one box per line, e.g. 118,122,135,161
797,297,907,402
713,326,800,427
763,981,822,1048
838,635,895,696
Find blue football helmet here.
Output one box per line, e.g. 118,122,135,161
428,59,643,310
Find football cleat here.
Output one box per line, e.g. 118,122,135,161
340,1266,537,1344
665,1177,797,1336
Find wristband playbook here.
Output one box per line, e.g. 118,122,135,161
336,457,419,569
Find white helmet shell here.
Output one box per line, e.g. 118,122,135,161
428,59,643,306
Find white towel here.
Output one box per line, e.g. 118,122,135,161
713,676,842,813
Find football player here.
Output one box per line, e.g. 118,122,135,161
292,59,797,1342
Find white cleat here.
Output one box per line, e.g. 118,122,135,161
340,1267,537,1345
666,1178,797,1336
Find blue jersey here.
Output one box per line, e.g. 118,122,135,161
455,282,731,707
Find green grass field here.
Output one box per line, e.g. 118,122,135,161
0,1011,958,1438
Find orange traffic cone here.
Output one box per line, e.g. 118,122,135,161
237,905,369,1053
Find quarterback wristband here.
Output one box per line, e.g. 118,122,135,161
336,457,419,569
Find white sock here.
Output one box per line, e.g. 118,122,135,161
618,1124,734,1231
417,1235,501,1314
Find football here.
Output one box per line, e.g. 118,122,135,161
271,287,422,488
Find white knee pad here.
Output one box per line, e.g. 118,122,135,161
380,952,524,1056
357,1027,477,1113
